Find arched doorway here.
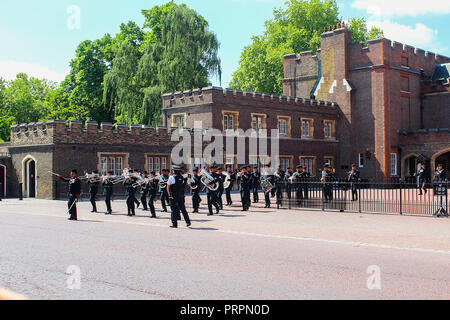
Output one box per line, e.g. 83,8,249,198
403,154,418,179
0,165,5,198
433,149,450,180
23,157,37,198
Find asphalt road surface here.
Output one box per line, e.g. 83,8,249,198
0,195,449,300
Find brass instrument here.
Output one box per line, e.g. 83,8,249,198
183,173,198,190
223,172,232,189
199,168,219,192
157,174,168,189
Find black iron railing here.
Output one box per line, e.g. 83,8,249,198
275,179,449,217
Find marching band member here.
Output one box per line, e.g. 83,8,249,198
417,162,428,196
159,169,170,213
347,164,360,201
123,169,137,216
58,170,81,221
321,164,334,202
167,165,191,229
217,167,225,210
147,171,159,218
273,167,284,205
225,165,236,206
190,168,202,213
207,165,221,216
251,166,261,204
239,166,251,212
87,170,100,213
103,171,114,215
262,164,272,208
140,171,149,211
285,168,293,199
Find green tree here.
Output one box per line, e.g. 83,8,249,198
347,18,384,46
104,3,221,126
230,0,383,94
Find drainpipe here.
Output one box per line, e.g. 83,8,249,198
420,94,425,129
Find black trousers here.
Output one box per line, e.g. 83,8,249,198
276,186,283,205
350,183,358,201
192,192,201,211
90,192,97,212
217,189,224,209
286,184,292,199
68,196,77,220
323,185,333,201
241,189,251,210
297,184,309,200
171,195,191,227
126,195,135,216
148,193,157,217
160,191,169,211
252,186,259,202
225,187,232,205
141,193,148,210
207,192,220,214
105,194,112,213
264,192,271,207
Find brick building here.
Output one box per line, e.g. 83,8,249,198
284,23,449,180
0,24,448,199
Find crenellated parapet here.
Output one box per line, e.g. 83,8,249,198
162,86,337,111
10,120,178,147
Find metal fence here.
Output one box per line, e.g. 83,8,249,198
275,179,449,217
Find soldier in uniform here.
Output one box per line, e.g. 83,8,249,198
225,165,236,206
167,166,191,228
190,168,202,213
435,163,446,182
159,169,170,212
147,171,159,218
262,164,273,208
239,166,251,211
102,171,114,215
87,170,99,213
217,167,226,210
123,169,138,216
347,164,360,201
251,166,261,203
140,171,149,211
285,168,293,199
321,164,333,202
207,165,221,216
417,162,428,196
58,170,81,221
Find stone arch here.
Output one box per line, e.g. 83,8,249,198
432,148,450,177
22,155,37,198
0,164,6,198
401,153,420,178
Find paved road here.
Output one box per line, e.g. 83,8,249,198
0,196,449,300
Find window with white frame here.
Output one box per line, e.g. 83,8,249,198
279,118,287,135
100,155,124,176
358,153,365,168
252,115,265,133
324,120,334,139
301,119,313,138
279,157,291,172
391,153,398,176
224,114,234,131
300,157,315,176
148,156,169,173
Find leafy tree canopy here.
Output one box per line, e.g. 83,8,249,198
229,0,383,94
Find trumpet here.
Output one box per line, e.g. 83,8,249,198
183,173,198,190
199,168,219,192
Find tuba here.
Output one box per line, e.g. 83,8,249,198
223,172,232,190
157,174,168,189
199,168,219,192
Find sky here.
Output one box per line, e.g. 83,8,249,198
0,0,448,87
